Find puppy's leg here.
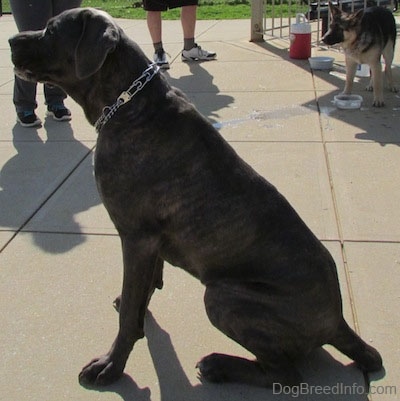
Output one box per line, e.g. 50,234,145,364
79,234,160,386
343,55,358,95
370,59,384,107
113,257,163,312
366,73,373,92
198,282,302,387
197,353,300,387
382,40,397,93
329,318,382,372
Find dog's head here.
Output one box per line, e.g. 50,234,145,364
322,2,363,46
9,7,120,86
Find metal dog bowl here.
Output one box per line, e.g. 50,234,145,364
308,56,334,70
333,94,363,110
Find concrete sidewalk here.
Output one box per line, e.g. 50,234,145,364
0,14,399,401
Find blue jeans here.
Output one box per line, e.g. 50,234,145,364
10,0,82,112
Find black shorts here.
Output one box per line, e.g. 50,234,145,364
143,0,198,11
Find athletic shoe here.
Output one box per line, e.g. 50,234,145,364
47,104,72,121
16,111,42,127
153,49,170,69
181,44,217,62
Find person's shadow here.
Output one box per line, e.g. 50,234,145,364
163,62,235,126
0,118,100,253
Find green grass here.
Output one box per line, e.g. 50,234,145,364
81,0,252,19
1,0,252,19
0,0,306,19
2,0,397,19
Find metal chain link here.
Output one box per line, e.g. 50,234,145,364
95,63,160,132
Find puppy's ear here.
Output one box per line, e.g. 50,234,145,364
328,2,342,16
75,9,119,79
352,8,364,19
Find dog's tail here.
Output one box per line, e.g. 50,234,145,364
329,318,383,372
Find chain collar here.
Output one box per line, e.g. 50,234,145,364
95,63,160,133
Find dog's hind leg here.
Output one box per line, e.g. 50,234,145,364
197,353,301,387
329,318,382,372
382,40,397,93
198,282,302,387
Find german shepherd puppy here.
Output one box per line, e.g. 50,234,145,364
322,4,397,107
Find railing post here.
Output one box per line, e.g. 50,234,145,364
251,0,264,42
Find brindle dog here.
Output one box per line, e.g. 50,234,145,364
10,7,382,388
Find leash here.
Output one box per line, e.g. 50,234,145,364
95,63,160,133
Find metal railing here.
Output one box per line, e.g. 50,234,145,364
251,0,395,44
263,0,323,44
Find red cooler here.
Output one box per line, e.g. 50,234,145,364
289,14,311,59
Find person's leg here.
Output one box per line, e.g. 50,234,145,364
147,11,163,45
44,0,83,118
180,1,216,61
146,9,169,69
9,0,52,119
143,0,169,68
181,5,196,50
52,0,82,16
12,76,38,115
9,0,52,31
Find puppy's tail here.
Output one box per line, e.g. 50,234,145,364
329,318,383,372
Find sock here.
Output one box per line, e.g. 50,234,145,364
153,41,163,53
184,38,195,51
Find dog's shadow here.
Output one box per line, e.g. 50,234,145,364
93,312,380,401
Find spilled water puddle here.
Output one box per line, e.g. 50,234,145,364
212,104,314,130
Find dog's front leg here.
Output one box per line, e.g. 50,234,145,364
343,55,357,95
113,256,164,312
79,234,160,386
384,63,397,93
383,49,397,93
370,61,384,107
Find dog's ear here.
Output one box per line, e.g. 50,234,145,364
75,9,120,79
352,8,364,20
328,2,342,16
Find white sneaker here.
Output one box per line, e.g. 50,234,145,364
181,44,217,62
153,49,170,69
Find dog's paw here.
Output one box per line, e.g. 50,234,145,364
389,86,398,93
196,353,230,383
372,99,385,107
79,354,123,386
356,343,383,372
365,85,374,92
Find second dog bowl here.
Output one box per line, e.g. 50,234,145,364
333,94,363,109
308,56,334,70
